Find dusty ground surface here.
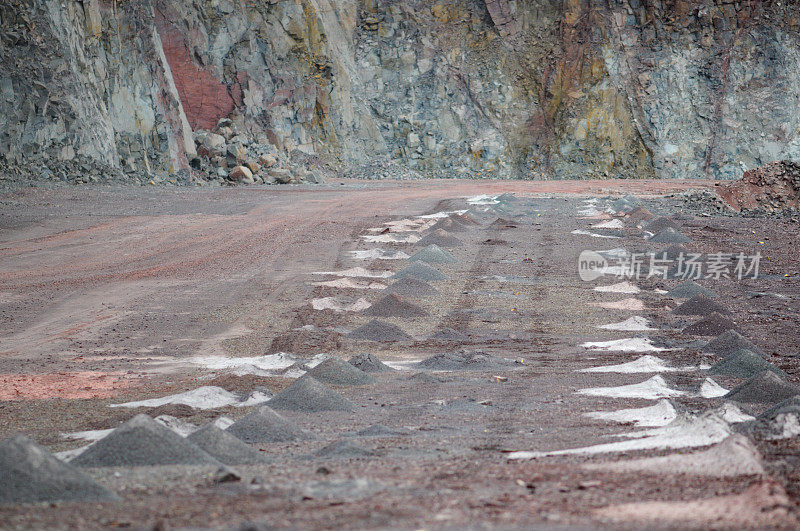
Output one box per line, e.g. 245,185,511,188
1,178,799,529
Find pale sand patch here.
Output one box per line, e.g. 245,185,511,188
700,377,729,398
110,386,240,410
579,355,687,373
312,278,386,289
591,297,645,310
598,316,655,331
593,281,640,294
361,233,421,243
583,434,764,477
593,218,625,229
312,266,393,278
577,375,683,399
580,338,666,352
571,229,621,239
311,297,371,312
348,249,410,260
584,399,677,427
508,412,731,459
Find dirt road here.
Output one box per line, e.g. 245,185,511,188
1,179,798,529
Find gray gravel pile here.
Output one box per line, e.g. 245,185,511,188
416,229,464,248
267,376,355,412
703,330,765,357
348,352,394,373
306,357,376,386
408,244,457,264
644,216,681,233
649,227,692,243
724,371,800,404
739,396,800,439
383,277,439,298
667,280,718,299
626,206,655,222
187,425,269,465
0,434,119,504
225,407,314,443
708,350,787,379
673,295,730,316
390,262,447,281
71,414,221,468
487,218,517,230
348,319,413,342
315,440,375,458
364,293,428,318
427,217,468,233
453,213,480,226
682,312,737,336
417,349,515,371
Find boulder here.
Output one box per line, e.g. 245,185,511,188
229,165,254,184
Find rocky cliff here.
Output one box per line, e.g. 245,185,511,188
1,0,799,186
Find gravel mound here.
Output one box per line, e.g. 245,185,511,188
454,213,480,225
667,280,718,299
724,371,800,404
626,206,655,222
496,193,519,203
383,277,439,298
390,262,447,281
306,358,376,386
682,312,737,336
429,328,469,342
348,319,413,342
658,244,690,261
649,227,692,243
740,396,800,439
406,372,447,384
350,424,413,437
267,376,355,412
416,349,514,371
315,440,375,458
364,293,428,318
187,425,269,465
488,217,517,230
759,396,800,421
348,353,394,373
416,229,464,248
673,295,730,316
644,216,681,233
408,244,457,264
0,434,119,503
225,406,314,443
703,330,765,357
427,217,468,233
709,350,787,379
72,414,221,467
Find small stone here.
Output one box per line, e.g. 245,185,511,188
407,132,420,148
213,466,241,483
246,161,260,174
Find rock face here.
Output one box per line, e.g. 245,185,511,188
2,1,800,186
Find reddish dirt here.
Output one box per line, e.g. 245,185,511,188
717,160,800,212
